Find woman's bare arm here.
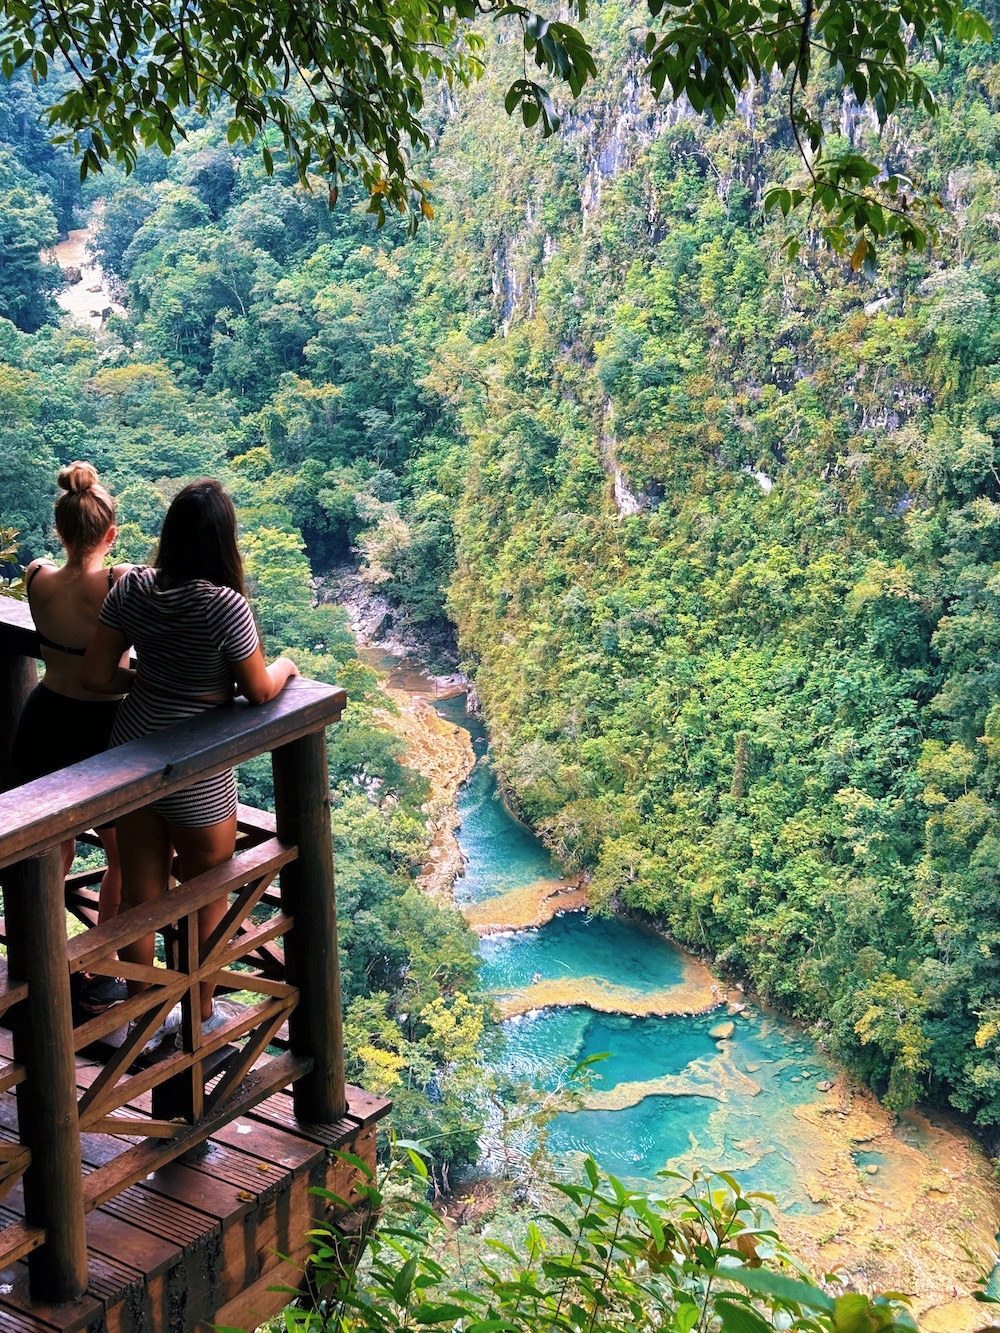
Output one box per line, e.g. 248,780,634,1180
231,646,300,705
82,624,136,695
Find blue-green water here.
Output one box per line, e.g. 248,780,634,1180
435,696,562,904
439,692,839,1201
478,914,688,997
500,1007,717,1089
502,1004,833,1205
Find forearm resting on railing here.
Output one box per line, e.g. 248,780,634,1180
233,651,300,706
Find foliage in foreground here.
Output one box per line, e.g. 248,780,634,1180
0,0,992,248
272,1155,918,1333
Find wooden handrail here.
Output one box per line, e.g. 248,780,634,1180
0,679,345,869
0,598,38,658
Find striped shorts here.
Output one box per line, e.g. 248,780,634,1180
110,682,237,828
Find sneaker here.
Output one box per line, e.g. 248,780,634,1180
175,1001,231,1050
80,974,128,1014
128,1003,183,1056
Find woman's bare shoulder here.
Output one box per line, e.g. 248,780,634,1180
109,563,140,584
24,557,57,587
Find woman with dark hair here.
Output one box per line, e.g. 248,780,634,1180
83,478,299,1047
12,462,132,1013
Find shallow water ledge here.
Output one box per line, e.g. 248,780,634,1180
464,878,589,933
496,959,721,1020
577,1050,762,1110
776,1082,1000,1330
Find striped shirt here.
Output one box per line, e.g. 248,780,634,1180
99,567,260,826
99,567,259,696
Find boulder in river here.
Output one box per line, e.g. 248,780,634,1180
710,1020,735,1040
63,266,82,285
816,1080,834,1092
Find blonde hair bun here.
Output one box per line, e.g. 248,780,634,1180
53,462,115,551
57,461,100,494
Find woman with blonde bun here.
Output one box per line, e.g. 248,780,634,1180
11,462,133,1012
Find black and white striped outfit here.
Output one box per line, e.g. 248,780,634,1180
99,567,259,827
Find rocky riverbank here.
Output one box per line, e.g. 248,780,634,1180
319,565,464,684
373,687,475,903
50,220,125,327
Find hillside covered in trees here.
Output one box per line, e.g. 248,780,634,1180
1,0,1000,1153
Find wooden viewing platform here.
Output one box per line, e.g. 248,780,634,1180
0,597,391,1331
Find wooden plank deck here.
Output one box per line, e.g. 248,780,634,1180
0,1032,389,1333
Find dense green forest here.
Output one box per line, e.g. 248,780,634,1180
1,0,1000,1154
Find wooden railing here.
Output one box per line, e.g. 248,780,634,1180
0,596,349,1305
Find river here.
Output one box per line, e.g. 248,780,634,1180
49,222,124,327
366,651,1000,1329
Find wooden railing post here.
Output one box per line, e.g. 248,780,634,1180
272,728,347,1122
5,848,89,1302
0,644,35,792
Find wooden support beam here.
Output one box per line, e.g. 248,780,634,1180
4,849,89,1302
272,731,347,1123
65,839,295,974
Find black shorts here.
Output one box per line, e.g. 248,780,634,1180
11,684,120,786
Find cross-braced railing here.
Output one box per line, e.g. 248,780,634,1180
0,595,348,1305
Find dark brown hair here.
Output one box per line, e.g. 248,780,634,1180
154,479,245,595
54,462,116,553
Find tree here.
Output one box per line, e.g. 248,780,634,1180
0,164,61,332
0,0,990,250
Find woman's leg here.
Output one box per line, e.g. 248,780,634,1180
96,826,122,923
169,813,238,1021
116,807,172,991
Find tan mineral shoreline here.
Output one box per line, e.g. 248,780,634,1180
373,686,475,903
778,1081,1000,1330
495,963,721,1020
463,877,589,933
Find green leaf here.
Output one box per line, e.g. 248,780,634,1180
413,1303,474,1324
714,1267,836,1312
392,1256,418,1306
715,1297,774,1333
675,1299,700,1333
